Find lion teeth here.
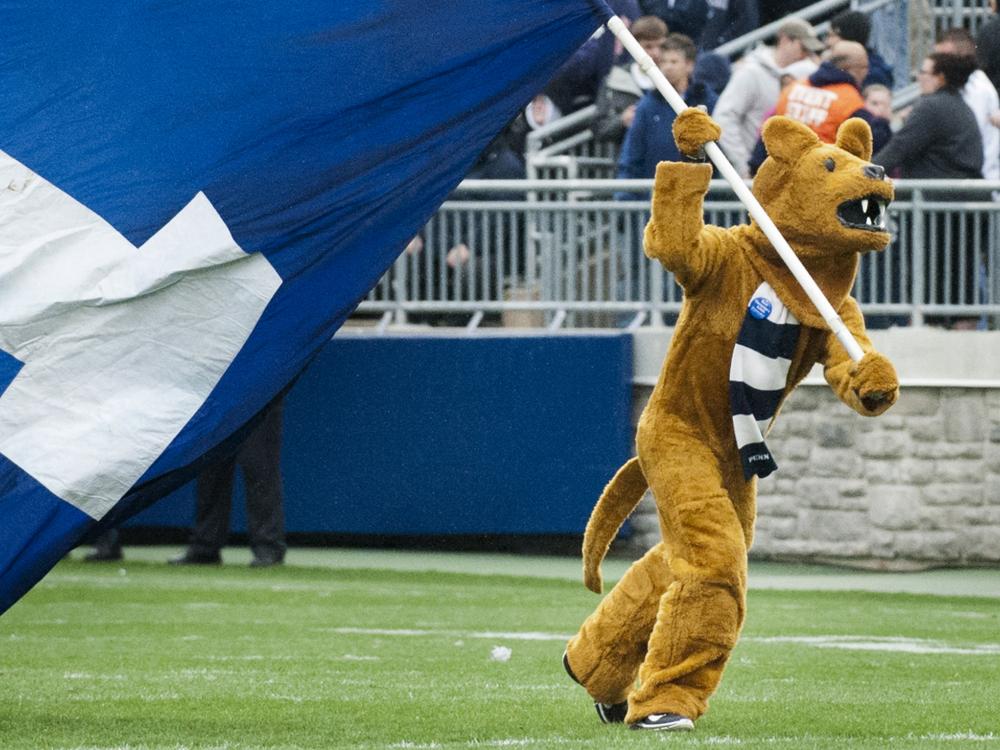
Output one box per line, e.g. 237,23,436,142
861,198,869,214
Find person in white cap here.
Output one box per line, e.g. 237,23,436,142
712,17,822,178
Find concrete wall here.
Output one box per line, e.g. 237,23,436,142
622,328,1000,569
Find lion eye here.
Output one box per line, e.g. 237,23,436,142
824,158,836,172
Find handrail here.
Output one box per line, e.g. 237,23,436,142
713,0,924,59
532,129,595,159
360,177,1000,330
525,104,597,154
713,0,851,58
891,82,921,112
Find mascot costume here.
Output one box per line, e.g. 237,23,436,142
563,109,899,731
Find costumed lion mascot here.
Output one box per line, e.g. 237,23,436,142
562,108,899,731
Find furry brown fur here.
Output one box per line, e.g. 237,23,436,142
565,109,899,727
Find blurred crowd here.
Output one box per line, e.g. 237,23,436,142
473,0,1000,186
402,0,1000,329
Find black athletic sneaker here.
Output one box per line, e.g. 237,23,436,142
562,651,628,724
594,700,629,724
630,713,694,731
83,548,123,562
562,651,581,685
168,551,221,566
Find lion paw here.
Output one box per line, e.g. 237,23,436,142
672,107,721,160
850,351,899,415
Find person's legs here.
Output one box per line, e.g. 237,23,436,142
625,433,753,724
616,212,648,328
84,528,123,562
239,398,287,565
565,542,673,707
178,457,237,563
946,209,981,329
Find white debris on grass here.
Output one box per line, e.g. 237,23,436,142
490,645,512,662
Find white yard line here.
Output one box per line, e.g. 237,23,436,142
745,635,1000,655
328,626,1000,657
326,626,572,642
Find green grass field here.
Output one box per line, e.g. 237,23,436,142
1,555,999,750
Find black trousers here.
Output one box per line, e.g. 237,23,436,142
188,397,286,559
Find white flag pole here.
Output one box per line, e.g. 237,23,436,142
606,16,866,363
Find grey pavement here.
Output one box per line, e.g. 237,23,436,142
78,545,1000,598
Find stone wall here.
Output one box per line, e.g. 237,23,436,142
622,329,1000,569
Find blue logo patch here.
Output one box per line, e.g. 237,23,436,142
749,297,772,320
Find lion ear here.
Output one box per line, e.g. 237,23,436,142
835,117,874,161
761,116,821,164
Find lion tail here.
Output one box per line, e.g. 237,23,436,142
582,457,648,594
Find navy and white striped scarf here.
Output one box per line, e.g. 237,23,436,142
729,282,800,480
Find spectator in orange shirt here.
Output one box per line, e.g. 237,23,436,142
747,41,889,174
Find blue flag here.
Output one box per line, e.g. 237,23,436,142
0,1,612,614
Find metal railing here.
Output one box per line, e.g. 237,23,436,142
524,105,620,181
713,0,887,59
356,178,1000,329
714,0,991,60
933,0,995,35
